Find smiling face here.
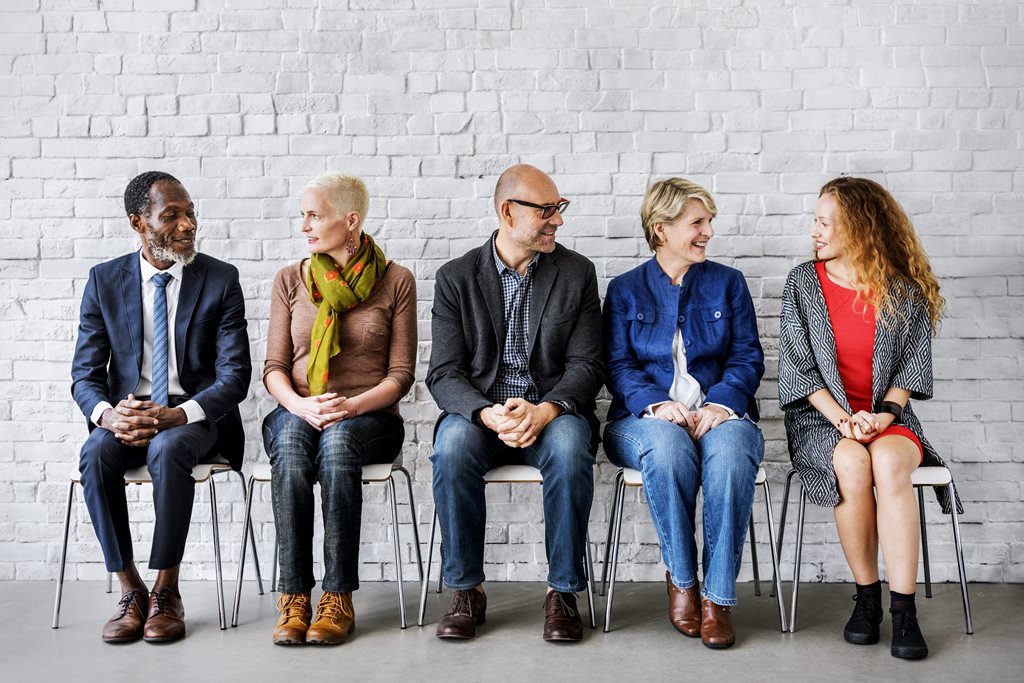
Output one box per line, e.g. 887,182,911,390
300,186,360,262
654,199,714,278
131,180,197,269
497,167,564,262
812,192,843,261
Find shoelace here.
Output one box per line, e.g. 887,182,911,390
446,590,475,617
277,594,310,619
318,593,353,620
892,609,920,638
851,594,882,621
547,592,578,618
115,589,143,617
151,589,175,616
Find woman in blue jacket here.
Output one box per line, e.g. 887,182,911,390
603,178,765,650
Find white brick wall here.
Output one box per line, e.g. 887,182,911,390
1,0,1021,586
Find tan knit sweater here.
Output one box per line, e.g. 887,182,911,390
263,259,417,416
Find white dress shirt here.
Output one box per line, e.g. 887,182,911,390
90,252,206,426
645,329,739,421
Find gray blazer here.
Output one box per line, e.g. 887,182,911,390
779,261,961,514
426,234,605,450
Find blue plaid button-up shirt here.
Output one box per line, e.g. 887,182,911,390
487,236,541,404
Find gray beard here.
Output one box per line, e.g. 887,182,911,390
149,240,197,267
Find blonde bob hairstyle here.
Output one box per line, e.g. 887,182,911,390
305,172,369,228
640,178,717,252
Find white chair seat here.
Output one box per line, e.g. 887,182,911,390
911,466,952,487
619,464,768,488
249,460,400,484
483,464,544,483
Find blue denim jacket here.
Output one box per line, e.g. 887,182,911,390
603,258,764,422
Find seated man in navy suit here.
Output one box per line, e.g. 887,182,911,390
71,172,251,643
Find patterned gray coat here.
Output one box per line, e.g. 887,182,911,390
778,261,961,514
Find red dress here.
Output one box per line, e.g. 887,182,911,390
816,261,923,460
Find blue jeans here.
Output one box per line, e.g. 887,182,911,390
264,407,405,594
604,415,764,606
430,413,595,593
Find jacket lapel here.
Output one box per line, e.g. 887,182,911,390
474,245,506,354
175,259,206,372
528,252,557,355
120,253,144,375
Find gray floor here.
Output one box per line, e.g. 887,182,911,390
7,580,1022,682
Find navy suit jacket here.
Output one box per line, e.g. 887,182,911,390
71,251,252,470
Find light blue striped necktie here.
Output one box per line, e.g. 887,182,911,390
151,272,172,406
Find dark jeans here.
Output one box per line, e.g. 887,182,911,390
430,413,595,593
264,407,405,594
78,416,219,572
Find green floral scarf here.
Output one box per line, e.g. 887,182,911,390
306,232,388,395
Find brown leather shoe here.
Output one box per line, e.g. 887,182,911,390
143,587,186,643
306,591,355,645
272,592,313,646
101,588,148,643
666,572,701,637
543,591,583,643
700,597,736,649
436,589,487,639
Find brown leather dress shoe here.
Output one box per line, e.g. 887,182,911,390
102,588,148,643
272,592,313,646
700,597,736,649
666,572,701,637
436,589,487,639
143,587,186,643
543,591,583,643
306,591,355,645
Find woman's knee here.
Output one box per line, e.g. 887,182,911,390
869,442,917,491
832,441,874,491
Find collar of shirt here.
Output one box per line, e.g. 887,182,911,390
139,250,185,283
490,232,539,279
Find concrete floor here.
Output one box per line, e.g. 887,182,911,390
7,580,1021,682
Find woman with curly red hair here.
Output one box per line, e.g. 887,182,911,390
779,176,958,660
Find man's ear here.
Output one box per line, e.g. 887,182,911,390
129,213,145,236
499,200,513,226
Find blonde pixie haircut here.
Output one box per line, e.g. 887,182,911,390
305,172,370,227
640,178,717,251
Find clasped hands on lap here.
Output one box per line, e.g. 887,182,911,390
479,398,561,448
283,392,363,431
651,401,730,440
98,394,187,447
837,410,895,443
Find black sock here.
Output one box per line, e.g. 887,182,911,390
856,580,882,596
890,590,916,613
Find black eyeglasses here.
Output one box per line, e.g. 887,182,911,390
508,198,570,219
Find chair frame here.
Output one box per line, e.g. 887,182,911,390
416,465,598,629
779,465,973,634
231,460,424,629
599,465,787,633
52,461,255,631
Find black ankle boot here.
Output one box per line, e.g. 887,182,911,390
890,597,929,660
843,581,883,645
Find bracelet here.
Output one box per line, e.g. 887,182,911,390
877,401,904,420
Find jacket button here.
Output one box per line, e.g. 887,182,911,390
636,313,644,321
684,339,691,347
678,315,685,323
714,311,722,319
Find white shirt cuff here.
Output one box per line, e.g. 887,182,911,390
90,401,113,427
179,400,207,424
706,402,736,417
644,401,671,417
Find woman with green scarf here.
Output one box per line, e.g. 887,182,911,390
262,173,417,646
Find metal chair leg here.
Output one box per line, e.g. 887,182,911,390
771,468,798,599
231,474,257,627
52,480,76,629
762,480,788,632
387,476,408,628
584,533,596,629
418,509,438,627
106,571,112,594
397,467,424,582
948,483,973,634
603,475,627,633
788,484,807,633
271,537,279,593
918,487,932,599
208,477,226,630
749,512,761,596
235,470,263,596
600,469,624,597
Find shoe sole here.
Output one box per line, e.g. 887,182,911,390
543,635,583,643
892,646,929,660
102,634,143,644
143,634,185,643
702,640,735,650
844,630,880,645
306,627,353,646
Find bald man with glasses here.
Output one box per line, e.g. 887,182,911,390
425,164,604,643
